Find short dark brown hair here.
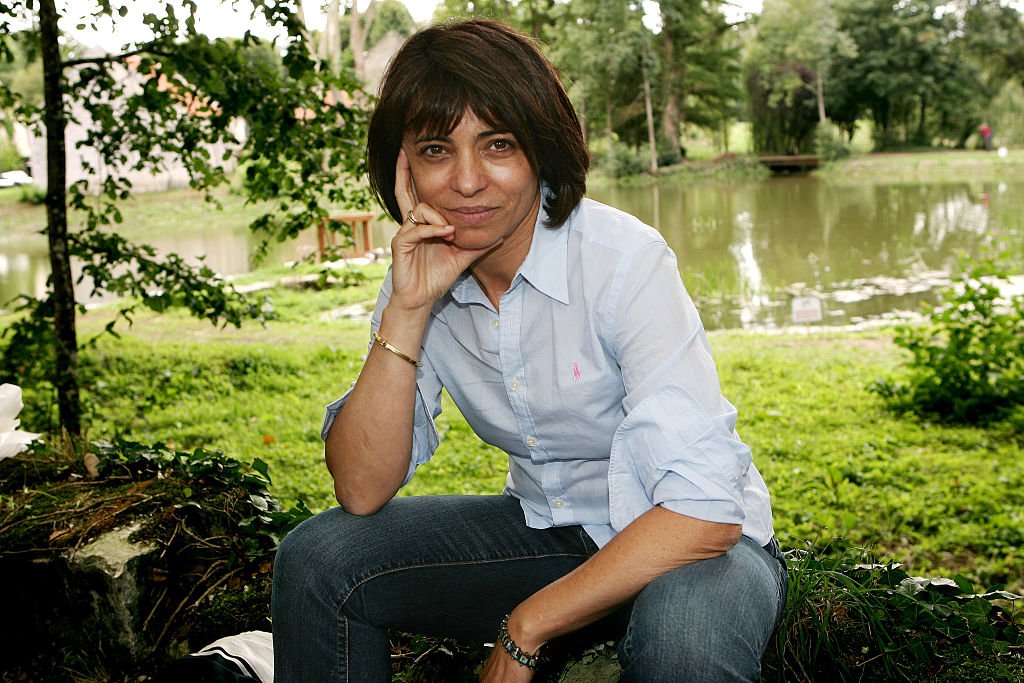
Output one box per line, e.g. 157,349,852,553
366,18,588,228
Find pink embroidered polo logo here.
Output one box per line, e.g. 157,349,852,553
572,360,582,384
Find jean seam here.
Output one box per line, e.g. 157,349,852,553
335,552,592,612
341,613,348,683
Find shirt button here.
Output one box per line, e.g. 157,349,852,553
526,436,537,447
553,498,565,509
510,380,520,391
491,319,500,330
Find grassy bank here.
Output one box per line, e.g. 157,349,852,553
7,267,1023,597
818,148,1024,180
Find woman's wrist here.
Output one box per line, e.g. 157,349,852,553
499,613,545,670
379,300,431,336
505,608,548,655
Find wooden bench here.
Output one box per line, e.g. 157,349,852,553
316,211,377,261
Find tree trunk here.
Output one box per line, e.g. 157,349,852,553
815,68,827,124
605,98,614,164
38,0,80,436
916,98,927,144
322,0,342,73
579,96,588,147
642,41,658,174
348,0,378,83
660,30,682,157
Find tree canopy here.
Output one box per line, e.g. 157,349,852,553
0,0,371,434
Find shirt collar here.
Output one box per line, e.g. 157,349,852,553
449,184,571,306
517,198,569,305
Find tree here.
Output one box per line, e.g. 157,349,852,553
549,0,648,160
434,0,558,41
0,1,370,435
829,0,987,149
657,0,742,162
956,0,1024,91
752,0,854,125
367,0,418,48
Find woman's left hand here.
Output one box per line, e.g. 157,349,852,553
479,647,535,683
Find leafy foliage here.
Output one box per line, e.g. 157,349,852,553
829,0,990,149
814,122,850,162
91,437,312,558
766,542,1023,682
0,1,371,434
871,257,1024,424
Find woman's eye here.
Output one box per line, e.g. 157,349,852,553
491,139,513,151
421,144,446,156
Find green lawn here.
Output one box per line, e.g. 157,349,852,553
9,267,1021,596
817,148,1024,180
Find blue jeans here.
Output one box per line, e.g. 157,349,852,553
272,495,787,682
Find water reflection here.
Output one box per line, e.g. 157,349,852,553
588,176,1023,330
2,176,1022,330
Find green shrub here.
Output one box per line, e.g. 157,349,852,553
0,437,312,680
815,123,851,162
870,257,1024,424
765,542,1023,682
598,142,649,178
0,138,24,172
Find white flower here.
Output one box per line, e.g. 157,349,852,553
0,383,40,461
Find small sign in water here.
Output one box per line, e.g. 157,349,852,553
791,296,823,324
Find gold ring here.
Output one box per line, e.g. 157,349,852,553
406,210,420,225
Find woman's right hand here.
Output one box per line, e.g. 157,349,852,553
389,149,496,313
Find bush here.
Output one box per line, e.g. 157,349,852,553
870,257,1024,424
598,142,649,178
764,542,1023,682
815,123,851,162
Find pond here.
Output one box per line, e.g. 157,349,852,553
588,175,1024,330
1,174,1021,331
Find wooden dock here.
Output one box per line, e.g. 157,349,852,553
757,155,820,172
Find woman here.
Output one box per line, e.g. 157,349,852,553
272,18,786,682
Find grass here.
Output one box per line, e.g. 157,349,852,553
7,267,1023,597
818,148,1024,180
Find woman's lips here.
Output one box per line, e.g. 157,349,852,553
448,206,498,224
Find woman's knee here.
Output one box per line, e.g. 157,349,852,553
274,506,380,594
618,540,784,682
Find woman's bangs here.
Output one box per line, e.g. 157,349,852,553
403,71,507,138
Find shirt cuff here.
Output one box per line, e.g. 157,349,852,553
320,383,441,487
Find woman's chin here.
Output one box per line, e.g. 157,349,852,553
452,232,502,252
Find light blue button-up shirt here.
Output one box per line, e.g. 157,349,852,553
323,197,774,548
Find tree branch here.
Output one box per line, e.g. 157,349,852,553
61,41,171,68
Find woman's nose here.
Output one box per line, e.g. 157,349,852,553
451,153,485,196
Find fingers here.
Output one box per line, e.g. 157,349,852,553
396,149,446,230
394,222,455,245
401,203,448,232
394,149,418,219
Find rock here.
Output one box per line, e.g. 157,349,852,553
64,523,160,659
555,642,622,682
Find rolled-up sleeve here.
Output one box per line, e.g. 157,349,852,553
605,240,751,530
608,385,751,531
320,268,443,486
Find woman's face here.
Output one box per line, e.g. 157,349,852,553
401,111,541,253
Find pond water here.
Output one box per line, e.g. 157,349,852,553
1,174,1021,331
589,175,1024,330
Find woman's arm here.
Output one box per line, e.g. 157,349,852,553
326,302,432,515
327,150,494,515
480,507,741,680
